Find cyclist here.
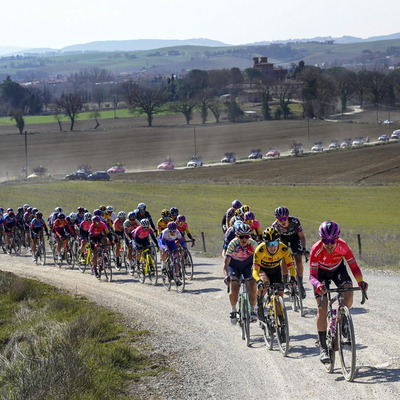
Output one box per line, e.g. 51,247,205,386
243,211,262,242
309,220,368,364
123,212,140,271
158,221,186,284
132,219,159,268
89,215,113,278
272,206,309,299
169,207,179,222
30,211,49,261
134,203,156,231
222,216,242,257
76,207,85,224
78,212,92,260
3,208,18,253
53,213,70,261
15,207,25,243
23,207,34,248
157,209,172,236
253,227,297,341
223,221,258,324
113,211,126,268
176,214,195,244
223,199,242,233
106,205,117,222
66,213,78,237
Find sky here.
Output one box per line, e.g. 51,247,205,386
2,0,400,49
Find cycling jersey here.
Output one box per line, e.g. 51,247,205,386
79,220,91,239
113,218,124,233
157,217,172,236
225,237,258,263
309,239,363,289
89,221,110,238
30,217,48,231
253,242,295,281
223,227,236,250
225,207,237,228
3,214,17,232
272,216,303,240
53,219,68,238
249,220,262,236
134,210,156,230
177,221,193,240
158,228,186,252
133,226,157,249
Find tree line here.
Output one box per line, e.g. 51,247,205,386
1,62,400,131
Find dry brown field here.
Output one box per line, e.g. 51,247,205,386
0,108,399,185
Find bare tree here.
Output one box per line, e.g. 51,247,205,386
196,89,213,124
54,92,83,131
173,97,197,125
208,98,223,123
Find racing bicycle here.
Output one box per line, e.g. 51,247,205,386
33,232,47,265
162,248,185,293
318,283,368,381
136,245,158,285
175,240,195,280
94,243,112,282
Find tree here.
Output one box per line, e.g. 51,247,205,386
225,100,243,122
55,91,83,131
244,68,263,83
324,67,356,113
10,110,25,134
122,84,169,127
53,104,63,131
89,110,101,129
173,97,197,125
196,89,214,124
208,98,223,123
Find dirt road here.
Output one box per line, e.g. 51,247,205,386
0,251,399,399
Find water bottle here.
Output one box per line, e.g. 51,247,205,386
330,309,337,334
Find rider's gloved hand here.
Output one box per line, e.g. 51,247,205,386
358,281,368,291
290,276,297,286
224,276,230,285
257,280,264,290
316,283,327,295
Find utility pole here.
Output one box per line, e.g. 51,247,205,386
193,127,197,155
24,130,28,178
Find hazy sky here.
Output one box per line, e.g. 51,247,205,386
2,0,399,49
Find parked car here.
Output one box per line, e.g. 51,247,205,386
290,145,303,155
329,141,340,150
383,120,394,124
65,171,88,180
391,130,400,139
311,143,323,152
87,171,110,181
107,165,126,174
340,139,352,148
265,149,280,158
378,134,390,141
221,152,236,163
248,149,263,159
157,160,175,170
187,155,203,168
27,172,44,180
352,138,364,146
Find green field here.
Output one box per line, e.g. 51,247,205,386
1,181,398,269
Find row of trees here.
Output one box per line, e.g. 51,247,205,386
2,63,400,131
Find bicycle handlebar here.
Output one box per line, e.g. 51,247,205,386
318,282,368,307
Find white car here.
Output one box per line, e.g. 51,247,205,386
391,130,400,139
329,141,340,150
378,134,390,141
221,152,236,163
340,140,352,148
311,143,323,152
352,138,364,146
187,156,203,167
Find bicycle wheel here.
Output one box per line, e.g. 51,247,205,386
147,254,158,285
338,306,356,381
183,249,194,280
38,242,46,265
262,298,274,350
162,259,172,291
174,258,185,293
150,244,158,267
323,329,336,373
103,252,113,282
1,233,7,254
114,243,122,271
138,260,146,284
242,293,250,347
13,235,21,256
275,296,289,356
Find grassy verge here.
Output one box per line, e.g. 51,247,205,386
0,270,164,400
0,181,399,270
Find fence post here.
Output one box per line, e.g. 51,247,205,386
201,232,207,253
357,234,362,259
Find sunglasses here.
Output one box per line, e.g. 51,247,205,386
267,240,279,247
278,217,288,222
322,238,338,245
238,235,250,239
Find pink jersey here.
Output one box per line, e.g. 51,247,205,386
133,225,154,239
79,220,91,231
89,221,109,238
113,218,124,232
309,239,363,288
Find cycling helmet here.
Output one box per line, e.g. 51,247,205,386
93,209,102,216
7,208,13,213
117,211,126,219
229,216,241,227
240,205,251,214
243,211,255,221
319,221,340,240
177,214,186,223
17,207,24,213
27,207,33,213
69,213,77,222
106,205,113,212
137,202,146,211
77,206,85,213
167,221,177,231
0,207,4,213
161,209,170,217
32,208,38,216
170,207,179,216
92,216,101,223
234,221,252,236
84,212,92,221
232,199,242,209
263,227,280,243
23,204,30,210
36,212,43,219
55,206,63,213
274,206,289,219
128,211,136,220
140,218,150,228
58,213,66,220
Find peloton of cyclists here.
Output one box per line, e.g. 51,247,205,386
309,220,368,364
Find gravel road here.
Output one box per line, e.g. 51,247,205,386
0,251,399,400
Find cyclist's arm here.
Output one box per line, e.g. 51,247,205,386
283,250,296,278
298,230,307,252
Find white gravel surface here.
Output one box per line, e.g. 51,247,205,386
0,250,399,400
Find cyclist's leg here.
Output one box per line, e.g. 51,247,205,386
332,262,354,309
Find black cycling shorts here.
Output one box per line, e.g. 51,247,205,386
259,265,284,291
280,234,303,255
313,261,352,298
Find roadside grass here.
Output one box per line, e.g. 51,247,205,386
0,270,161,400
0,181,398,270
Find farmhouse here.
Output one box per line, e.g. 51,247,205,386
252,57,287,81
